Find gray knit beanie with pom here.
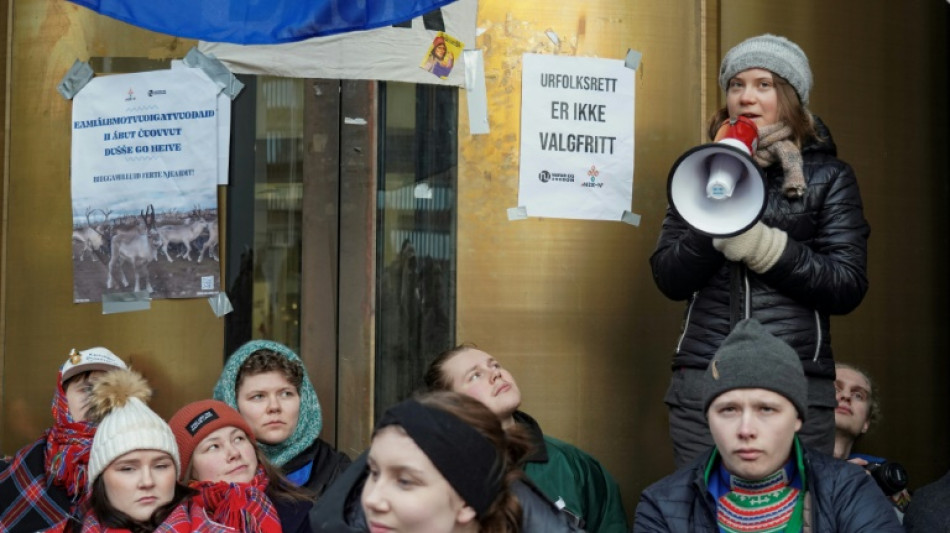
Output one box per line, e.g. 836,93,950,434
719,34,813,105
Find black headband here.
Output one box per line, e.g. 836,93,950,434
376,399,502,516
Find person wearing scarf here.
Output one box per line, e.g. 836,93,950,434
46,368,231,533
0,347,127,532
169,400,314,533
633,319,902,532
212,340,350,498
651,33,871,467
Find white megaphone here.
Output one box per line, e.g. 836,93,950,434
667,116,766,237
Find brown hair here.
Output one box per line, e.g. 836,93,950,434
82,475,196,533
182,440,313,504
236,348,305,393
707,72,818,147
835,362,882,429
408,391,531,533
423,342,480,392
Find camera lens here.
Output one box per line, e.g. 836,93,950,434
867,462,908,496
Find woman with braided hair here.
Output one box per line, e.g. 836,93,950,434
651,33,870,467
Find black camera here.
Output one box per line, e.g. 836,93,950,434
864,461,908,496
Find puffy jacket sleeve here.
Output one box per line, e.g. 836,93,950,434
826,463,904,532
632,488,675,533
759,161,869,314
649,207,726,301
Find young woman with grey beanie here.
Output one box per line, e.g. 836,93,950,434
650,33,870,467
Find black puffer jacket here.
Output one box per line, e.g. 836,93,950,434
650,117,869,379
633,446,903,532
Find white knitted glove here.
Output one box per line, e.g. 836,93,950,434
712,221,788,273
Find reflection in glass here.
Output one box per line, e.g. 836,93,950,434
375,83,457,416
227,77,304,355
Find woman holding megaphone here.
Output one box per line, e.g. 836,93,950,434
650,34,870,467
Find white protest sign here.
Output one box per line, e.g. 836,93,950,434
518,54,635,221
71,68,222,303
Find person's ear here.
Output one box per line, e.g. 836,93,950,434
456,505,477,525
794,417,803,433
860,419,870,435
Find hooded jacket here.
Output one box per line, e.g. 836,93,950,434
650,117,869,380
633,445,903,532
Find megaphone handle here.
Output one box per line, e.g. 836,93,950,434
713,121,730,142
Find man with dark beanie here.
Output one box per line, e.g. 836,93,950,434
633,319,902,532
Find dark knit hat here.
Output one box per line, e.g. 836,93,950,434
169,399,256,481
719,34,813,105
376,397,502,518
702,319,807,420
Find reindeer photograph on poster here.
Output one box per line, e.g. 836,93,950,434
70,67,222,303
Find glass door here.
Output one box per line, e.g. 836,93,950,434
224,77,457,455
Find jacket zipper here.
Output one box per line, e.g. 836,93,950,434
743,269,751,319
812,310,822,361
675,293,698,353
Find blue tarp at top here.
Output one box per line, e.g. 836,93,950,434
66,0,460,45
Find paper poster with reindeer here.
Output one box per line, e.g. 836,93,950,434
70,67,222,303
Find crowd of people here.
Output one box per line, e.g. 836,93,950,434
2,32,947,532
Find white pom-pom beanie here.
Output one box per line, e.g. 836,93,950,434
87,396,180,487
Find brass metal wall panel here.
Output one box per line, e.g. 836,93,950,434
456,0,708,515
0,2,219,452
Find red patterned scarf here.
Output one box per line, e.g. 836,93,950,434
45,371,97,500
66,498,233,532
188,466,282,533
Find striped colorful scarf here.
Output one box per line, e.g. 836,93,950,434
716,468,800,532
45,370,97,501
188,466,282,533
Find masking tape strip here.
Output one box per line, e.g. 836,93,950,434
621,210,642,226
57,60,95,100
507,206,528,220
102,291,151,315
208,292,234,317
183,48,245,99
463,49,490,135
625,49,642,71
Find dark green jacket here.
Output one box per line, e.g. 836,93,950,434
517,412,629,532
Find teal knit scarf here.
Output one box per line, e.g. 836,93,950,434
213,340,323,467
